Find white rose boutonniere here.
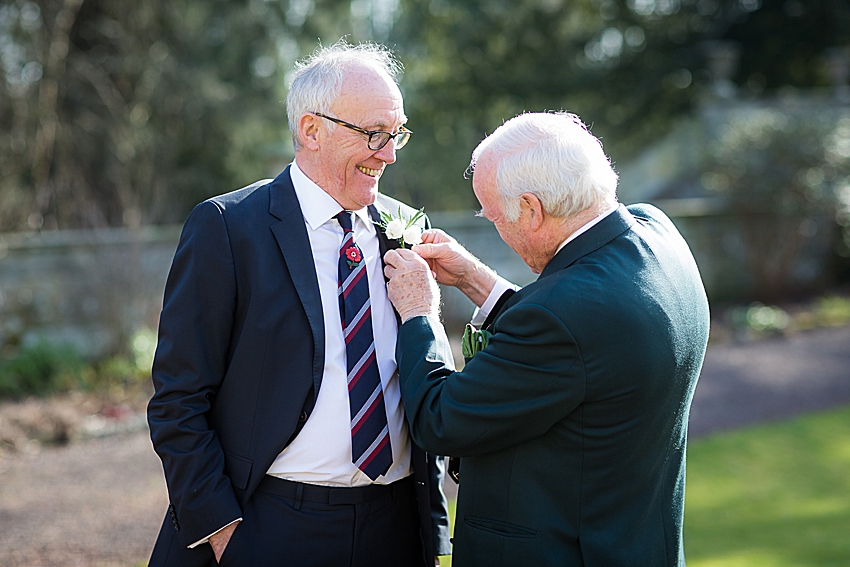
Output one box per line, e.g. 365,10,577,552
402,225,423,246
377,207,425,248
385,218,405,240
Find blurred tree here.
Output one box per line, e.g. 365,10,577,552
2,0,849,228
384,0,850,211
0,0,353,231
698,104,850,299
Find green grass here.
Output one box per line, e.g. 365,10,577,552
684,405,850,566
439,406,850,566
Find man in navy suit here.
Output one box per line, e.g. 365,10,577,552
384,112,710,566
147,41,450,567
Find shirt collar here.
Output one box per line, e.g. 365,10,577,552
289,160,375,233
555,203,620,255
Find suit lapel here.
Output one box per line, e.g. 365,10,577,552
539,204,636,279
268,166,325,398
369,201,401,259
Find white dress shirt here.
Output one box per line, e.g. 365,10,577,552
266,161,412,486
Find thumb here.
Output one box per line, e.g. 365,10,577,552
412,243,447,260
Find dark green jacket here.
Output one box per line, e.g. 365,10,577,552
396,204,710,566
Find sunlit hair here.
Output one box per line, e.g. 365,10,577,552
468,112,618,222
286,40,403,149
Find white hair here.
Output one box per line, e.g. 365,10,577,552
286,40,403,149
469,112,619,222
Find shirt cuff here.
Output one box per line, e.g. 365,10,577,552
470,276,518,327
187,518,243,549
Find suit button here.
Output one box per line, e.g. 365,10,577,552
298,411,308,423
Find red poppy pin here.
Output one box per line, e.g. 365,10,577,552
344,246,362,268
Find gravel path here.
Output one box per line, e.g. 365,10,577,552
0,431,166,566
688,325,850,437
0,325,847,566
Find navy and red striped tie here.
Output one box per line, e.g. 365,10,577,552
336,211,393,480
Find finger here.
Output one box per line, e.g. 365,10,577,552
398,248,432,269
420,228,452,245
393,247,419,260
411,243,437,258
419,229,440,244
412,242,454,260
383,249,403,268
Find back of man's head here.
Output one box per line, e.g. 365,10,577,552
471,112,618,222
286,40,403,149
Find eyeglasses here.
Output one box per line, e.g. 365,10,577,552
313,112,412,151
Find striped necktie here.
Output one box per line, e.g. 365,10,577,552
336,211,393,480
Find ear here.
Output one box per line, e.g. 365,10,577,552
520,193,545,231
298,113,321,151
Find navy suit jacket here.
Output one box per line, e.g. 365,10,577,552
396,204,710,567
147,166,450,566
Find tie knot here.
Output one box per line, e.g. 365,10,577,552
336,211,354,233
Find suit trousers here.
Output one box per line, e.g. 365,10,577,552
214,475,425,567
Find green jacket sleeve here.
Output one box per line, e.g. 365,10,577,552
396,303,586,457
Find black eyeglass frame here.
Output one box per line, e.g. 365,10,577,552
312,112,412,150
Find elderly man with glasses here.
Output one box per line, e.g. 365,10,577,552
147,41,451,567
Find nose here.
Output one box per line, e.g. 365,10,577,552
374,138,397,164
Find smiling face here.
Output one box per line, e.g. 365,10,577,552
310,65,406,210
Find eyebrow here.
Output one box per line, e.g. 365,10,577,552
368,121,407,133
368,113,408,132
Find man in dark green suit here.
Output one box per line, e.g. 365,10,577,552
383,112,710,566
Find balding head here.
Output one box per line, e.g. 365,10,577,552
286,40,403,150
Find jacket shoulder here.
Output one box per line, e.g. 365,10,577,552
626,203,679,232
204,179,274,209
375,193,420,217
183,179,274,226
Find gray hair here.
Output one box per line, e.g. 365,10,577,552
286,40,403,149
469,112,618,222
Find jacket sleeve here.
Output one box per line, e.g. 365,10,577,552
396,304,586,458
427,453,452,555
147,201,243,548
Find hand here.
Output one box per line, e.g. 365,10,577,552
384,248,441,323
210,520,240,564
413,229,498,308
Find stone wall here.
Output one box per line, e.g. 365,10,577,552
0,214,529,357
0,226,182,359
0,205,838,359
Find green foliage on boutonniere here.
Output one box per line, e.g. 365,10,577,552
461,323,492,359
376,207,425,248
